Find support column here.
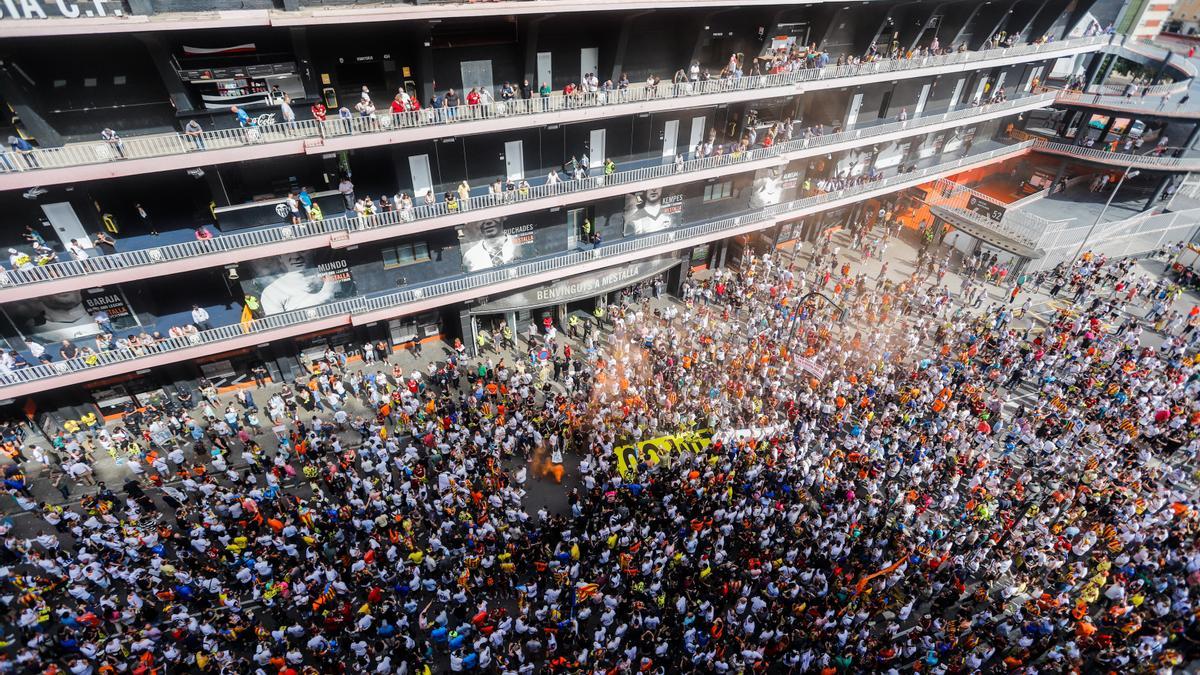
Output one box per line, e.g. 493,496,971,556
1152,53,1173,85
521,17,545,90
1184,121,1200,151
689,11,723,68
0,63,61,146
909,3,948,52
290,27,319,104
205,167,233,208
1098,116,1116,143
417,32,436,108
980,0,1021,48
1146,175,1171,209
1050,159,1069,193
134,34,195,115
1097,38,1124,86
609,11,654,82
950,3,986,47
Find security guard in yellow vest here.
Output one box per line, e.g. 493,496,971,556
245,294,262,319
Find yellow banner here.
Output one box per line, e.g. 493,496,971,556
614,429,713,479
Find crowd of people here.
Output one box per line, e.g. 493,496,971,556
0,201,1198,673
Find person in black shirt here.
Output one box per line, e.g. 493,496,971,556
59,339,78,360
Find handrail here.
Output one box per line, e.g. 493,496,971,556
0,142,1034,391
1102,38,1200,79
1082,80,1189,97
1054,88,1200,114
1030,205,1200,269
0,35,1108,175
1032,138,1200,169
925,178,1054,248
0,94,1055,289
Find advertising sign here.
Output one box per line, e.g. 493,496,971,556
241,251,356,315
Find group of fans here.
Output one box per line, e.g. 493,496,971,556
1,212,1199,675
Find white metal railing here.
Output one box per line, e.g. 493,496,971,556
0,35,1108,175
1054,88,1200,113
1083,80,1189,97
0,94,1053,289
925,178,1066,248
1029,205,1200,270
0,142,1033,390
1032,138,1200,170
1105,38,1200,79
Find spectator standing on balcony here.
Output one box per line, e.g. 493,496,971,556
520,79,532,101
279,94,296,132
22,224,45,249
8,135,37,168
338,176,356,211
100,128,124,160
457,180,471,208
184,119,205,151
92,231,116,255
231,105,250,129
135,203,157,237
58,339,77,360
66,239,88,261
24,339,47,363
191,305,211,331
310,100,327,122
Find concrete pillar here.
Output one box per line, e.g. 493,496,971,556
1152,53,1173,86
949,3,986,47
134,34,196,115
1184,121,1200,151
1050,159,1069,193
909,3,949,52
417,31,436,108
609,11,654,82
689,11,723,68
205,167,232,208
980,0,1021,48
290,28,319,104
521,17,545,90
1098,116,1116,143
1146,175,1172,209
0,63,61,146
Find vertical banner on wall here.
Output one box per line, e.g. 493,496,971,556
622,187,684,235
749,165,785,209
241,251,357,315
460,216,535,272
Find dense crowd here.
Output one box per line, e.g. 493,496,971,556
1,212,1199,674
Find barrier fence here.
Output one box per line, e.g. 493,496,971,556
0,94,1053,289
0,142,1033,390
0,35,1109,175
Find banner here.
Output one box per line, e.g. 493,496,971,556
622,187,684,235
614,429,713,479
241,251,356,315
459,214,563,273
5,286,138,344
749,165,785,209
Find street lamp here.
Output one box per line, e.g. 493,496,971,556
1069,165,1139,267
